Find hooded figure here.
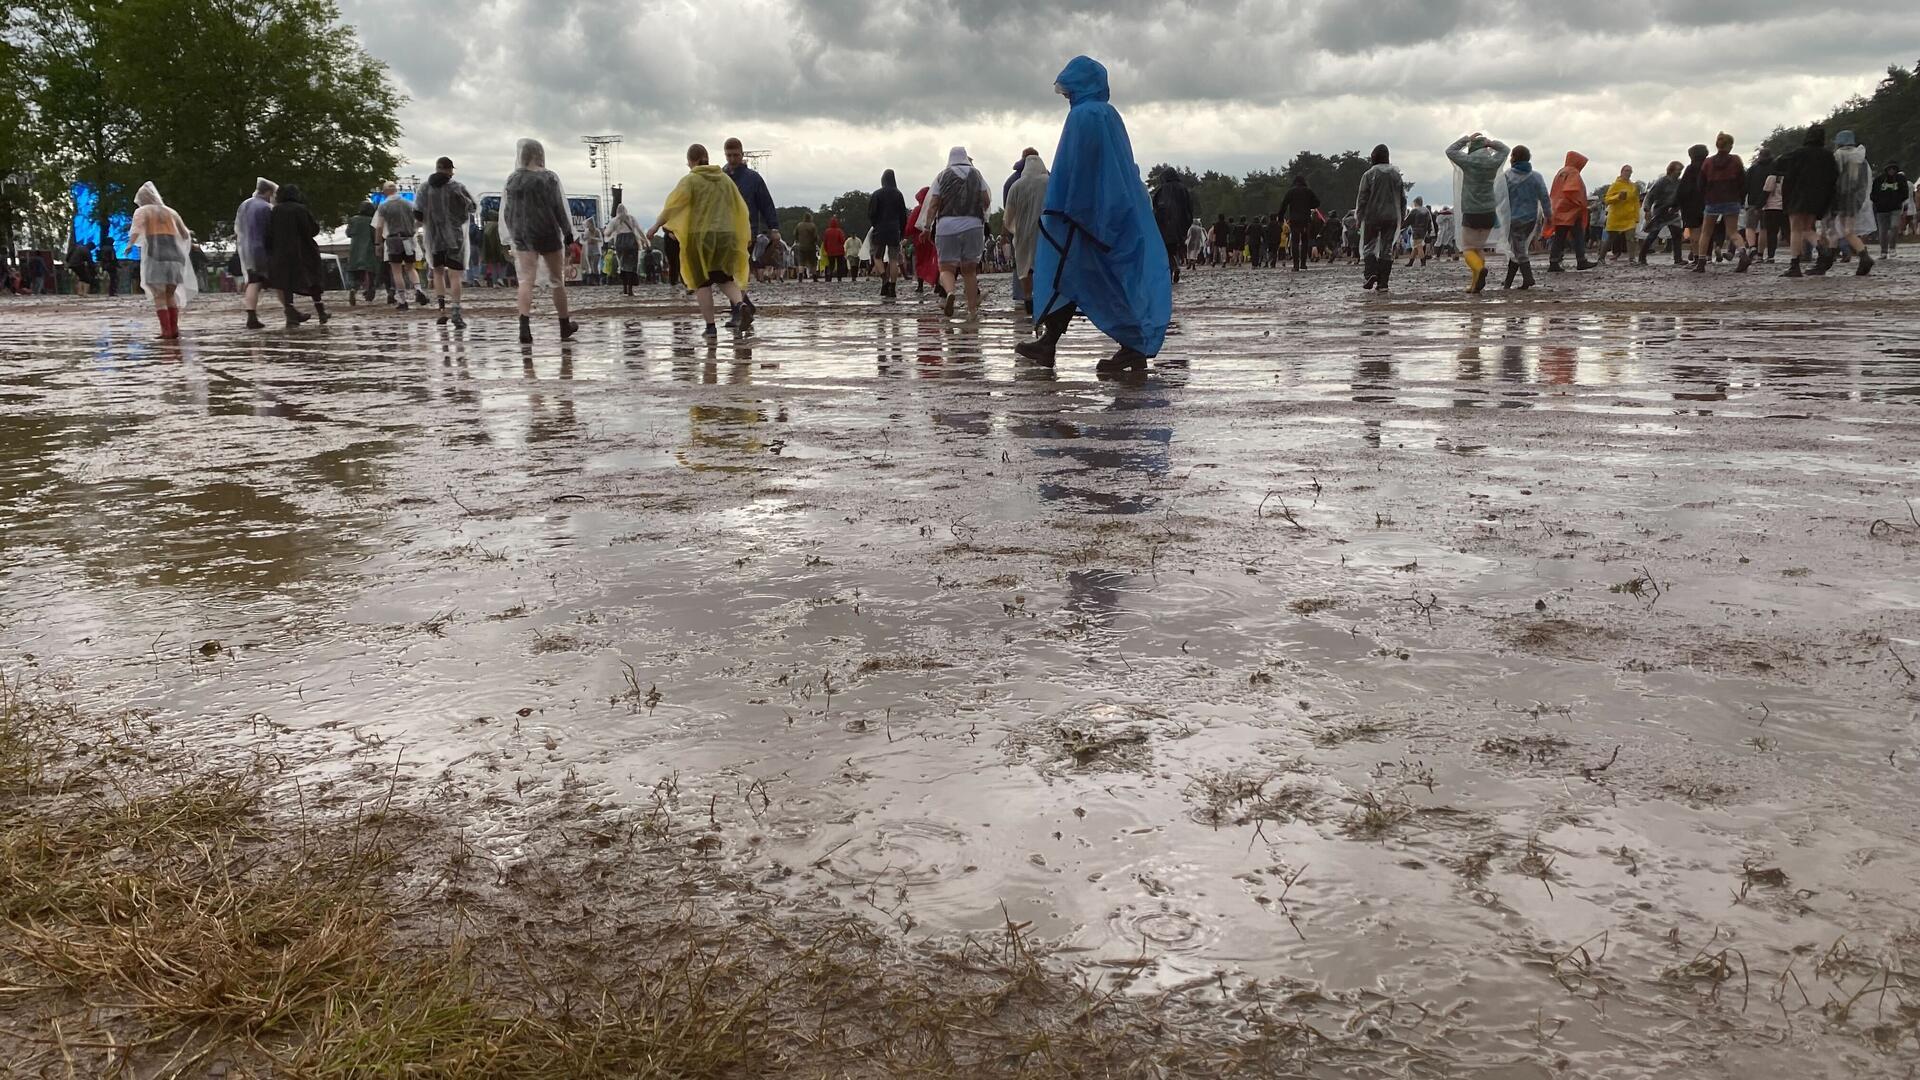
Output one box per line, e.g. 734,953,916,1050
500,138,573,255
1355,144,1406,290
128,181,195,336
1005,152,1050,304
345,201,378,300
1021,55,1172,372
1186,218,1207,263
608,203,646,293
1445,133,1511,291
1149,166,1195,281
1547,151,1596,271
417,166,476,272
1777,124,1839,218
265,183,327,325
867,170,910,294
234,178,276,285
905,186,941,291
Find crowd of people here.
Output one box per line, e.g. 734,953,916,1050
13,62,1912,369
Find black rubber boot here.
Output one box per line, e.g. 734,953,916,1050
1782,259,1804,278
1503,263,1520,290
1857,251,1875,276
1519,262,1536,290
284,305,307,327
1015,307,1071,366
1095,346,1149,374
245,310,265,330
1810,248,1838,276
518,316,533,343
559,317,580,341
315,301,329,325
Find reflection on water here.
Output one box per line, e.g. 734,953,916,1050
4,282,1920,1077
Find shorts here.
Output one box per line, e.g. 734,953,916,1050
934,224,985,265
1462,211,1496,231
1705,201,1741,218
1741,207,1764,230
431,252,465,271
703,271,734,286
869,240,901,262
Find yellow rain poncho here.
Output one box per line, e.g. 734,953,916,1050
659,164,751,291
1603,177,1642,233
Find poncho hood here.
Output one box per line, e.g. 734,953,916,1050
1563,151,1588,171
1688,144,1708,164
1055,55,1109,106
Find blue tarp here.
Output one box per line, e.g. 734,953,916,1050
70,182,133,259
1029,55,1171,357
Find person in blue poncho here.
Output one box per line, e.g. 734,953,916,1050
1014,56,1172,374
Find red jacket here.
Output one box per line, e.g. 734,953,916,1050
823,219,846,257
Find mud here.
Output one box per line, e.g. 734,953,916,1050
4,260,1919,1077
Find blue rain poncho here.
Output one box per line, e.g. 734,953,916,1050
1030,56,1171,357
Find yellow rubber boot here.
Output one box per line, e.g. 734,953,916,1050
1463,249,1486,293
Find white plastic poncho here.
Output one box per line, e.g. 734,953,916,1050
233,177,276,281
128,181,197,308
499,138,569,285
1451,141,1524,257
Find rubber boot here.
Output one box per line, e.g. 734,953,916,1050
1502,262,1520,290
1692,257,1707,274
1809,248,1838,276
518,315,533,344
559,316,579,341
284,305,305,328
1782,259,1804,278
1856,250,1875,276
1362,256,1378,291
450,305,466,329
315,300,329,325
1519,262,1536,290
415,288,430,307
1096,346,1149,374
1015,306,1071,367
1377,262,1391,292
156,308,174,339
245,310,265,330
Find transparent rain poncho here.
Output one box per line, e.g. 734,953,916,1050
234,177,276,281
416,172,475,269
1449,136,1532,257
128,182,197,308
500,138,575,285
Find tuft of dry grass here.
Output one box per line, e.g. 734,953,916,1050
0,674,1293,1078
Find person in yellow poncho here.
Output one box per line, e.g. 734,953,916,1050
647,143,756,338
1601,165,1641,265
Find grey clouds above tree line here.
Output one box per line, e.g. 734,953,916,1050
340,0,1920,212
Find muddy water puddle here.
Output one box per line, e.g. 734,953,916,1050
4,267,1920,1076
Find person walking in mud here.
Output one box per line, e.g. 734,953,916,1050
648,143,756,339
1546,152,1596,272
374,182,427,309
1356,144,1405,291
1004,150,1049,316
921,146,992,318
722,138,778,265
1150,166,1195,283
1445,132,1507,292
128,182,194,339
1776,124,1840,278
1638,161,1685,264
1014,55,1170,373
499,138,580,343
265,183,329,327
1694,134,1751,274
416,157,476,326
233,177,276,329
1278,174,1321,272
1500,145,1551,290
867,171,910,299
1601,165,1640,266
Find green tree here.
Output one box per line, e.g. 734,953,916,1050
0,35,40,256
110,0,403,234
16,0,402,244
16,0,138,250
1765,63,1920,175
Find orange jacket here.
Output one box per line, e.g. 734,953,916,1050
1550,152,1590,229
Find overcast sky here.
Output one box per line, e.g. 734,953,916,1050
340,0,1920,219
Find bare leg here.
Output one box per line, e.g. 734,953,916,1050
515,250,538,315
961,264,980,315
695,285,715,325
244,280,261,312
541,251,570,317
715,280,745,307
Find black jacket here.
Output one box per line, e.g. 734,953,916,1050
868,174,909,241
1278,184,1321,223
1776,142,1839,218
1151,179,1195,246
1871,172,1910,214
265,187,324,295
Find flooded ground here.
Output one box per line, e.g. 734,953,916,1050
4,261,1919,1077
